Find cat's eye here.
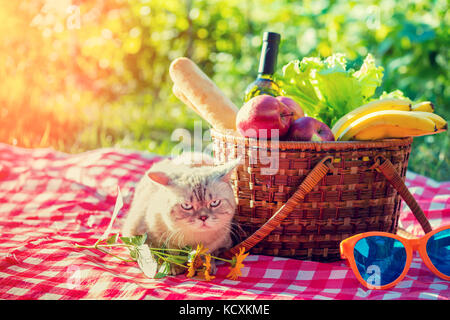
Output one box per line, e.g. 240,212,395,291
181,203,193,210
210,199,221,208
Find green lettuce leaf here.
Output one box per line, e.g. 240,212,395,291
377,89,412,103
353,54,384,100
278,58,322,117
277,53,385,127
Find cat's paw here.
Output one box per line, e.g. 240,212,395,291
170,264,186,276
209,259,217,275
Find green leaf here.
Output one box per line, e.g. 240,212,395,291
131,234,147,246
154,261,171,279
154,272,167,279
352,54,384,100
316,69,364,126
277,53,386,127
120,236,133,245
377,90,412,103
106,233,118,245
120,233,147,246
129,248,138,260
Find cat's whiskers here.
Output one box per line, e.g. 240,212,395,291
228,220,246,243
121,152,240,268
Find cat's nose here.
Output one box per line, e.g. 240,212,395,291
199,215,208,222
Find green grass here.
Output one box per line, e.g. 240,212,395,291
409,131,450,180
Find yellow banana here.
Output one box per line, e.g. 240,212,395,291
412,101,434,113
331,98,412,138
410,111,447,130
338,110,437,141
354,125,432,140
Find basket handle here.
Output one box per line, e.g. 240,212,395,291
371,155,432,234
221,156,333,259
222,154,432,259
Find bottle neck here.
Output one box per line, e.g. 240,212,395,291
257,32,280,75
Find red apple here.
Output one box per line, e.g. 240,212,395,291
236,95,293,139
286,117,335,142
276,96,304,120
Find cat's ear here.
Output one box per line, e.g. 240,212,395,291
216,157,241,182
147,171,171,186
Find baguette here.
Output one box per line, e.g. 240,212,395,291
169,57,238,132
172,85,203,118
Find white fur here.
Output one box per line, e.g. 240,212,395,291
121,153,239,266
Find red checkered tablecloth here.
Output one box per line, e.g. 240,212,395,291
0,143,448,300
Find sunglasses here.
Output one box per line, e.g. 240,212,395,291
340,225,450,290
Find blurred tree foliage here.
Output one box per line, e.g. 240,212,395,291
0,0,448,180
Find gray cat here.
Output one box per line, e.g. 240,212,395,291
121,153,239,275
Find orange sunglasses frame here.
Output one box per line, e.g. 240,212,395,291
340,224,450,290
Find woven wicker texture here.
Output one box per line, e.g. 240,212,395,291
211,130,414,262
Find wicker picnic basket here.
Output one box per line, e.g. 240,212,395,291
211,129,432,262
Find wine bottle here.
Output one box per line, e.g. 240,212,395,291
244,32,282,102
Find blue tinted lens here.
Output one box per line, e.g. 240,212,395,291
353,236,407,287
426,229,450,276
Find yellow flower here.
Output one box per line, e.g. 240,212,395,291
196,244,209,256
201,270,215,281
200,254,215,281
226,247,249,280
185,244,209,278
186,261,196,278
203,254,213,271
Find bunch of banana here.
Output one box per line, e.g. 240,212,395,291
331,99,447,141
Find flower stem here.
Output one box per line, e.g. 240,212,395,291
209,255,232,263
95,247,136,263
152,251,188,269
74,243,135,263
149,248,190,253
96,244,134,248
